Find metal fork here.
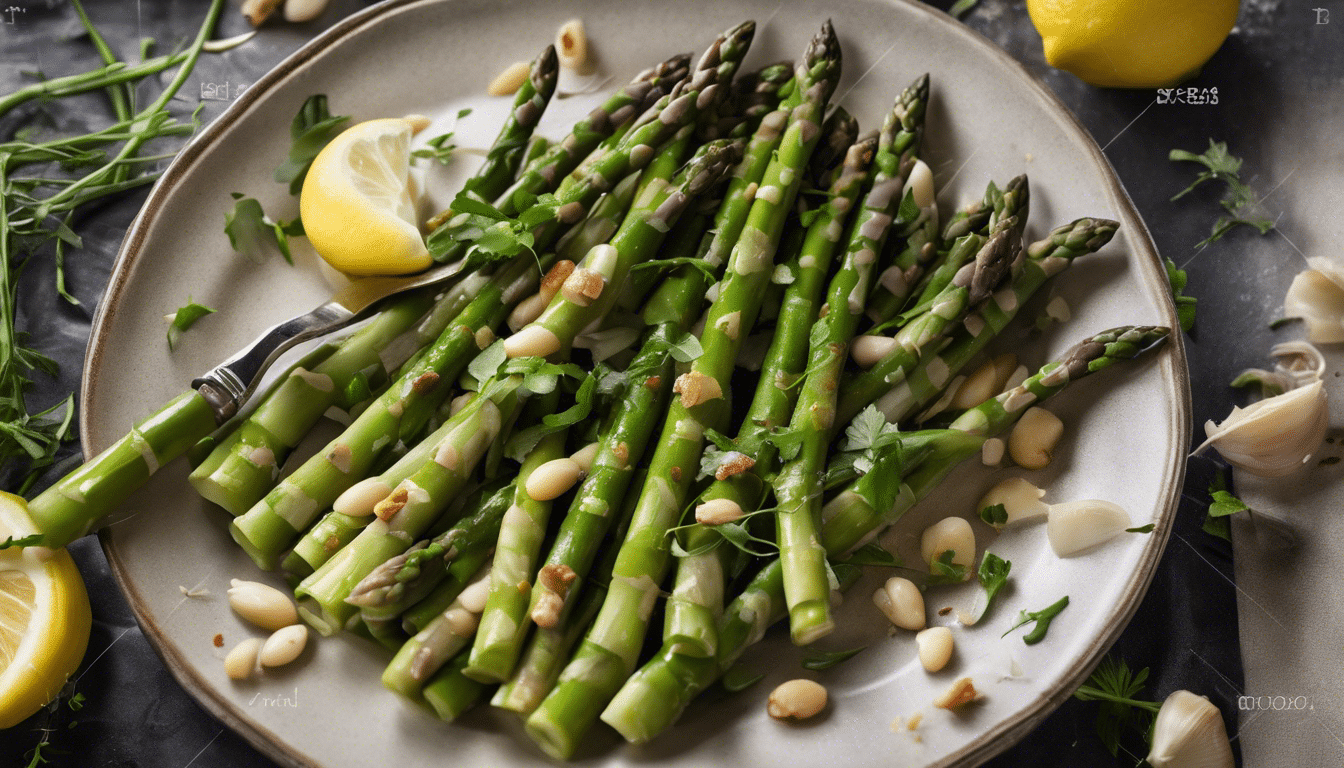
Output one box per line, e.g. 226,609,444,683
191,258,468,424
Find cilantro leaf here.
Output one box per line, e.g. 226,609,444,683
275,94,350,195
166,300,216,349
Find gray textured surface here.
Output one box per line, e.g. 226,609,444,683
1,0,1336,764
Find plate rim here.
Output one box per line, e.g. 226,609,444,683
86,1,1192,766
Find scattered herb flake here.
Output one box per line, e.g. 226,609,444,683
166,300,216,349
1126,523,1156,534
224,194,295,265
977,552,1011,617
1003,595,1069,645
721,664,765,693
411,132,458,165
1164,258,1197,332
978,502,1007,527
927,550,968,586
801,646,866,670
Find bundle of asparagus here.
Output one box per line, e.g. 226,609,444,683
22,16,1172,761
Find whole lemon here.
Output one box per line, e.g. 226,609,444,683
1027,0,1239,88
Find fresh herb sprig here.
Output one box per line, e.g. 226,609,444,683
1073,655,1161,758
1170,139,1276,248
1003,595,1069,644
0,0,226,494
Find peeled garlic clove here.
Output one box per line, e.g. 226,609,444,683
1008,406,1064,470
916,627,954,673
1197,379,1328,477
1283,258,1344,344
873,576,925,630
1046,499,1131,557
1146,690,1235,768
977,477,1048,528
919,517,975,575
227,579,299,631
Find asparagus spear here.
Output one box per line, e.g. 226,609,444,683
828,214,1024,432
520,89,790,650
229,253,542,571
600,325,1171,742
463,392,570,683
770,75,931,644
425,51,690,243
852,217,1120,426
347,476,512,626
524,22,842,759
664,132,878,658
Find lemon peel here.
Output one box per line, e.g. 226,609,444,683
1026,0,1239,88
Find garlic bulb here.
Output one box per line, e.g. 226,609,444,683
1146,690,1235,768
1283,257,1344,343
1197,379,1328,477
1046,499,1131,556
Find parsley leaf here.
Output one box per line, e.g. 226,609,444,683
1169,139,1276,247
1073,656,1161,757
224,194,295,265
977,552,1011,617
275,94,350,195
166,300,216,349
1003,595,1069,645
1164,258,1197,332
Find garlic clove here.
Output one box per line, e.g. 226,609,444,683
1283,258,1344,344
1146,690,1235,768
1197,379,1328,477
977,477,1048,528
1046,499,1131,556
920,517,975,576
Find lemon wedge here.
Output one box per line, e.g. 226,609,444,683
0,491,91,729
1027,0,1239,88
300,116,432,276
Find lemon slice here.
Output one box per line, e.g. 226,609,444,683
0,491,91,729
300,116,432,276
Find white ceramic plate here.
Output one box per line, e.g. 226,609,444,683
85,1,1190,765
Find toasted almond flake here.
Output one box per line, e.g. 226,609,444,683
713,451,755,481
933,677,978,710
673,371,723,407
561,267,606,307
374,488,410,521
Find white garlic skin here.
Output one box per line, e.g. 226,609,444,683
1046,499,1132,557
1199,379,1328,477
1283,257,1344,344
1146,690,1235,768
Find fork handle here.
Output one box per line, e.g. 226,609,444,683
192,301,355,424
